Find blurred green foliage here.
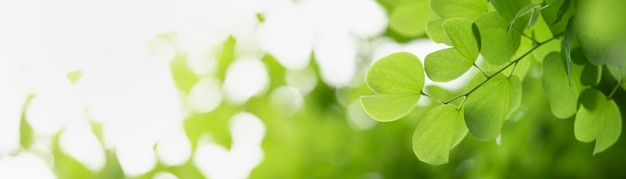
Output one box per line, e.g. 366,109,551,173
14,0,626,178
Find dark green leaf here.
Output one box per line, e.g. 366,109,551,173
561,20,575,85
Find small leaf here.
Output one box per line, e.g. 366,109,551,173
575,88,622,155
389,1,435,37
361,52,425,122
444,18,479,61
580,63,602,87
542,52,582,119
430,0,487,19
424,48,473,82
506,4,541,35
474,12,520,65
561,20,575,85
426,19,452,45
413,104,468,165
553,0,571,25
464,74,521,141
527,7,541,28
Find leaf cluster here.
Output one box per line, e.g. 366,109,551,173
364,0,626,165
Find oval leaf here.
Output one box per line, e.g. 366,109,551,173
444,18,479,61
366,52,425,94
413,104,468,165
424,48,473,82
430,0,487,19
474,12,519,65
426,18,452,45
575,88,622,155
464,74,521,141
389,1,435,37
542,52,583,119
361,94,421,122
361,52,425,122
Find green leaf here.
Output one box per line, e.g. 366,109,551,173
542,0,574,35
444,18,479,61
464,74,521,141
412,104,468,165
580,63,602,87
575,88,622,155
426,18,452,45
490,0,531,21
474,12,519,65
361,52,425,122
361,94,421,122
430,0,487,19
561,20,575,85
424,48,473,82
542,52,582,119
389,1,435,37
506,4,542,34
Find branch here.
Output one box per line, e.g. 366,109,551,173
435,34,561,105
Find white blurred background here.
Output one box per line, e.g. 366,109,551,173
0,0,458,178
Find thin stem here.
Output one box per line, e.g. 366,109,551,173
474,63,488,78
509,61,519,77
420,91,445,104
608,69,623,99
438,34,561,105
521,32,539,44
456,96,467,110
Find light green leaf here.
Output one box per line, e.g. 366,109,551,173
424,48,473,82
444,18,479,61
361,52,425,122
366,52,425,94
464,74,521,141
430,0,487,19
542,52,583,119
474,12,519,65
575,88,622,155
490,0,531,21
426,18,452,45
413,104,468,165
389,1,435,37
361,94,421,122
